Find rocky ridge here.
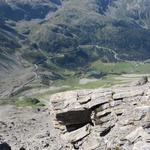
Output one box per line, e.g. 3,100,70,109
50,79,150,150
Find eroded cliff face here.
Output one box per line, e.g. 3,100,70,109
50,80,150,150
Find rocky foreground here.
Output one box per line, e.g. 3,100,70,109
0,106,64,150
50,79,150,150
0,78,150,150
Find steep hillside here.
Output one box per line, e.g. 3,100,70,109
0,0,63,97
0,20,22,75
0,0,61,20
1,0,150,67
30,0,150,67
0,0,150,97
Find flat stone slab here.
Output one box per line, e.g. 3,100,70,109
62,124,91,143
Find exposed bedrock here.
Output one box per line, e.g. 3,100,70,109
50,79,150,150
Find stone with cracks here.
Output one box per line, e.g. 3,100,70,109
62,124,91,143
50,81,150,149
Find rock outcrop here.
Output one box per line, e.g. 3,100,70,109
50,81,150,150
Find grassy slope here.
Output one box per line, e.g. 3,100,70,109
50,61,150,90
90,61,150,74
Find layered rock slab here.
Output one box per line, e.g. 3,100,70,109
50,82,150,150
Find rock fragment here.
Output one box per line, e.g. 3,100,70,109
62,124,91,143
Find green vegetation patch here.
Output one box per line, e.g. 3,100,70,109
15,97,45,107
90,61,150,74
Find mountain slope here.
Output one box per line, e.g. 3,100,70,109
29,0,150,66
0,0,150,97
0,0,61,21
0,21,22,76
